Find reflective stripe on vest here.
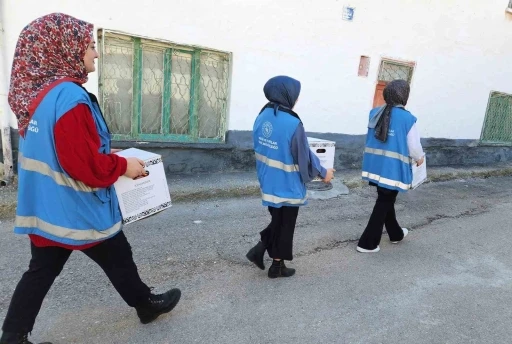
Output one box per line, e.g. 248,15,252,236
361,171,411,191
15,215,121,241
261,192,307,205
255,152,299,172
364,147,410,165
19,153,97,193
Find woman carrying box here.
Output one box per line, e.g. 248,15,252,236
246,75,335,278
1,13,180,344
358,79,425,253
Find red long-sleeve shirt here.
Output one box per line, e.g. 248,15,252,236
29,104,127,250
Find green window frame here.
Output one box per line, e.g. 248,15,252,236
480,91,512,144
97,30,231,143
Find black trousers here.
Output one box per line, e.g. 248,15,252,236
358,186,404,250
260,206,299,261
2,231,150,333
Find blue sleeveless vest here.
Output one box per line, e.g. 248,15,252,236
253,107,307,207
15,82,122,245
362,106,417,192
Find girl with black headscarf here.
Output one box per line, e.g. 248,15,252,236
246,76,335,278
358,80,425,253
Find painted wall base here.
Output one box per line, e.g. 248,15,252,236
2,129,512,175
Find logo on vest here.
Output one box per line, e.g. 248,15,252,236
262,121,273,138
259,121,278,150
28,119,39,133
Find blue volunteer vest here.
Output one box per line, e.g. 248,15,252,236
253,107,307,207
14,82,122,245
362,106,417,192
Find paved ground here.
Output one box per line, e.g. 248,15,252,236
0,176,511,343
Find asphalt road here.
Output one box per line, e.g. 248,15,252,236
0,176,511,344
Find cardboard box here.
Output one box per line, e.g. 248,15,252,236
113,148,172,224
308,136,336,165
411,157,427,190
307,137,336,181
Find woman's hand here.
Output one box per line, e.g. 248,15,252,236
322,168,336,183
124,157,146,179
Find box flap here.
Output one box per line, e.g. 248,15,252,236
307,137,335,144
115,148,161,161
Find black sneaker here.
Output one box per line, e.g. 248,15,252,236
246,241,266,270
268,260,295,279
136,288,181,324
0,332,52,344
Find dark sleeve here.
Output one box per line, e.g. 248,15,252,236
54,104,127,188
290,123,327,183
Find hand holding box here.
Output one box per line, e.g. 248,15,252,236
114,148,172,224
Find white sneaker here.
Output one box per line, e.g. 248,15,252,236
356,246,380,253
391,228,409,244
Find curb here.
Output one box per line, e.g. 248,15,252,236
342,167,512,189
172,185,261,203
0,203,17,220
172,166,512,202
1,167,512,219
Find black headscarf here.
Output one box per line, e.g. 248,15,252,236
374,79,410,142
259,76,301,119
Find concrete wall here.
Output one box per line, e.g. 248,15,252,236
5,129,511,175
84,132,512,173
2,0,512,140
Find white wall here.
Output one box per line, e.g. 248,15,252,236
2,0,512,139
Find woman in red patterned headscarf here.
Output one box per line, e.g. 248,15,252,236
1,13,181,344
9,13,92,136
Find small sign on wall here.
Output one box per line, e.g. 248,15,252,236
342,6,355,21
358,56,370,77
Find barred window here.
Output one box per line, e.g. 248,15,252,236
480,92,512,144
98,30,231,143
378,60,414,83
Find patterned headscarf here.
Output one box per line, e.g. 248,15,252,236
8,13,94,136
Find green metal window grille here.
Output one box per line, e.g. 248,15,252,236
98,30,231,143
378,60,414,83
480,91,512,144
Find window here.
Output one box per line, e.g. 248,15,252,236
373,58,415,107
377,60,414,83
98,30,231,143
480,92,512,144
